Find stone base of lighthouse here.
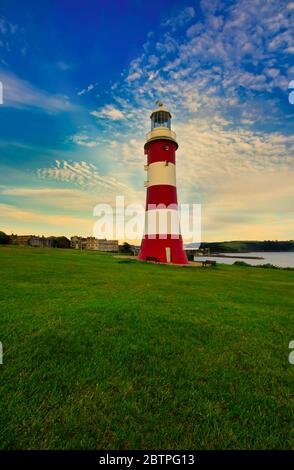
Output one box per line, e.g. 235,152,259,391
138,234,188,265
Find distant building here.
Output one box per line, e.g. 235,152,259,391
8,233,117,251
70,236,119,252
12,235,56,248
30,236,55,248
70,236,87,250
15,235,32,246
96,239,119,252
86,237,100,251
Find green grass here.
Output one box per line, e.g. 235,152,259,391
0,245,293,449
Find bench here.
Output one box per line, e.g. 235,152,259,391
202,260,216,267
146,256,160,263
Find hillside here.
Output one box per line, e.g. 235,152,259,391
199,240,294,253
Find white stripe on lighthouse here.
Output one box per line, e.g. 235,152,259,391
147,161,176,188
144,208,180,236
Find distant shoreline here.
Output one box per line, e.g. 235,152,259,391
195,254,264,260
191,241,294,253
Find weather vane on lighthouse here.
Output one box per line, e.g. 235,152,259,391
138,102,188,264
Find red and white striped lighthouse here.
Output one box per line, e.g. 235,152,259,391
138,102,188,265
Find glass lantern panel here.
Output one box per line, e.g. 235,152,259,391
151,111,171,129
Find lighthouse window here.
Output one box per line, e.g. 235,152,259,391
151,111,171,129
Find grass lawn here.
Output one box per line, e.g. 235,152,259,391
0,245,293,449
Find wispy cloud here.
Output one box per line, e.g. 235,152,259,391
1,1,293,241
126,71,142,83
90,104,125,120
37,160,132,194
175,115,294,193
0,68,77,113
110,0,294,130
0,16,18,37
71,134,99,147
1,187,76,196
80,0,294,241
161,6,195,31
77,83,96,96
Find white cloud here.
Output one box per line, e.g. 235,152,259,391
175,116,294,192
126,71,141,83
77,83,95,95
162,6,195,31
0,17,7,35
285,46,294,54
37,160,132,194
99,1,294,239
71,134,99,147
125,55,144,83
1,187,76,196
106,0,294,136
90,104,125,120
0,16,18,37
0,68,76,113
3,2,293,241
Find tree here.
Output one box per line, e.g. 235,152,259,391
55,236,70,248
186,252,194,261
0,231,10,244
120,242,134,254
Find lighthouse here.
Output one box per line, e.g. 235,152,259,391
138,102,188,265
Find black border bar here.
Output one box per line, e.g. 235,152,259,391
0,450,293,467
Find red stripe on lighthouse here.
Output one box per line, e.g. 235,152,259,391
146,139,176,165
146,185,178,209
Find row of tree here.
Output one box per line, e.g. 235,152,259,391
0,231,10,244
0,231,70,248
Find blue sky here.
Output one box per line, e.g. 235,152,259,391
0,0,293,241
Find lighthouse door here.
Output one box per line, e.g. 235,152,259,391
165,247,171,263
